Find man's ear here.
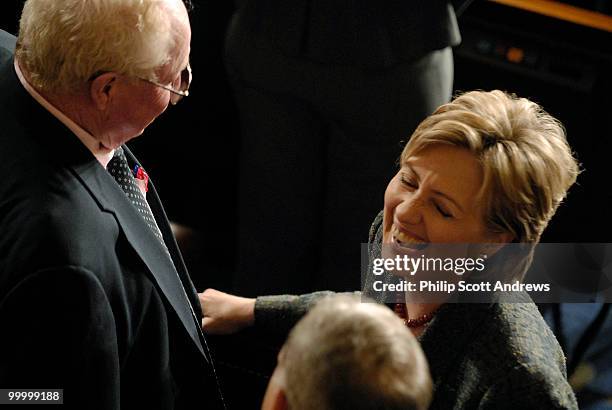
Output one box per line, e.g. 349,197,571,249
262,361,289,410
90,72,117,111
271,389,288,410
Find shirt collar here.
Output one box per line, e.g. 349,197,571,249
13,59,114,169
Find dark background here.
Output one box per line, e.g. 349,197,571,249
2,0,610,289
1,1,611,408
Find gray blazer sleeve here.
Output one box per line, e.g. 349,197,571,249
254,291,360,337
478,371,578,410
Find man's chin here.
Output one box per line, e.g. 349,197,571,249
126,128,145,141
103,130,144,149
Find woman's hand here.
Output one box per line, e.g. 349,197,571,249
199,288,256,335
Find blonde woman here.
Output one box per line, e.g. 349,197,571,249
201,90,579,409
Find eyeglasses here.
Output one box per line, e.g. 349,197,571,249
140,63,192,105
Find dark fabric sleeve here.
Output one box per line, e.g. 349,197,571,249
0,267,120,410
254,291,361,338
478,368,578,410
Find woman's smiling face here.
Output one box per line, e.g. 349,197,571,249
382,144,506,250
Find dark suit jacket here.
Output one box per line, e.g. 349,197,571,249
254,212,579,409
235,0,462,68
0,31,223,409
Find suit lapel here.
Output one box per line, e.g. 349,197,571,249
122,147,201,314
122,147,211,355
70,157,208,360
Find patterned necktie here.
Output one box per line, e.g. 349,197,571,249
107,149,214,367
107,147,164,244
108,148,213,363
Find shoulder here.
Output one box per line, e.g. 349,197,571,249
426,301,565,371
427,301,577,408
476,302,577,407
490,302,565,369
0,166,118,283
456,300,566,377
4,168,114,239
0,128,111,235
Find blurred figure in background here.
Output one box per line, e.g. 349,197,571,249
227,0,470,296
542,303,612,410
261,295,432,410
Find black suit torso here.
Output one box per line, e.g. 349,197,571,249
0,32,223,409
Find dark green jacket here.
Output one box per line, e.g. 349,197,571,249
254,212,578,409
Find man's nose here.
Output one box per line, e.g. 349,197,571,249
395,196,424,225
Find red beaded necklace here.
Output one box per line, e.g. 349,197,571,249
393,303,438,328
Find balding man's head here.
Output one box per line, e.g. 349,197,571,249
262,295,432,410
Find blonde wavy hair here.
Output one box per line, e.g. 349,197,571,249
16,0,178,93
401,90,579,279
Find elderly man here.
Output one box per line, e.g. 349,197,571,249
261,295,432,410
0,1,223,409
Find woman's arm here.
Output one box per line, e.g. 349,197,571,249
199,212,381,337
199,289,359,337
254,291,356,337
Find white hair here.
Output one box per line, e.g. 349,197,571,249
16,0,184,92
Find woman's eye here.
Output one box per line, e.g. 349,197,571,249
435,203,453,218
400,175,417,188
